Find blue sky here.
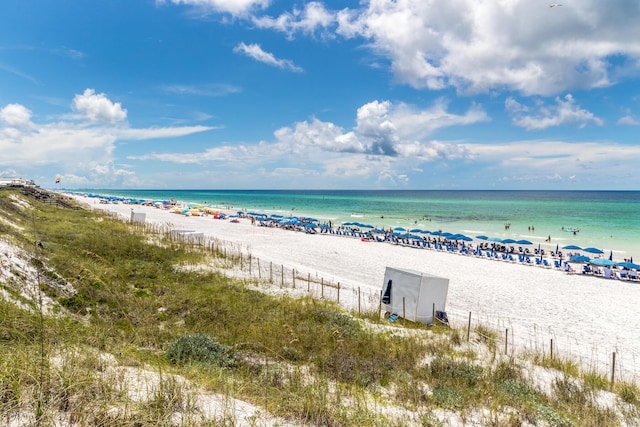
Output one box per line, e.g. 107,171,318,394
1,0,639,190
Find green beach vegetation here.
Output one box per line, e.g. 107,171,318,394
1,186,639,426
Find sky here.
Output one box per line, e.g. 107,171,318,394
1,0,639,190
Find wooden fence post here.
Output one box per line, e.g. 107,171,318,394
402,297,406,320
504,329,509,355
321,277,324,298
358,287,361,314
611,352,617,387
337,282,340,303
292,269,296,289
307,273,310,292
550,339,554,359
467,312,472,342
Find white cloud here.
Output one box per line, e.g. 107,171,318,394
617,114,639,126
0,104,33,127
0,92,213,175
159,0,270,17
130,99,480,185
252,2,334,38
334,0,640,96
468,139,639,186
506,94,603,130
72,89,128,124
233,42,303,72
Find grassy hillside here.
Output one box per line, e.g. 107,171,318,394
1,187,639,426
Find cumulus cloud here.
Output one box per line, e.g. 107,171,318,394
72,89,127,124
505,94,604,130
233,42,303,72
240,0,640,96
131,98,479,187
0,104,33,128
341,0,640,95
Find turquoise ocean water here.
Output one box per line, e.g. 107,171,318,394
76,190,640,261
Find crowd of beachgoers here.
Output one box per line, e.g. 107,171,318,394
87,192,639,282
218,206,638,281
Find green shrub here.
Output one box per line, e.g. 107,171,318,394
166,334,236,368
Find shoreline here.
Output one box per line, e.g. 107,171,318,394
65,189,640,261
69,193,640,382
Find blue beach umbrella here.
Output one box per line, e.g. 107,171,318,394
563,245,582,250
475,235,489,240
516,239,533,245
589,258,615,267
419,230,431,234
583,247,604,254
394,226,407,231
488,237,503,243
569,255,591,263
502,238,517,244
617,261,640,270
455,235,473,242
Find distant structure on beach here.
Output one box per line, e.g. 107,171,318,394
0,177,37,187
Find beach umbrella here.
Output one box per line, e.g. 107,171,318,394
583,247,604,254
394,226,407,231
475,235,489,240
431,231,442,236
488,237,503,242
419,230,431,234
563,245,582,250
456,235,473,242
502,238,517,244
589,258,615,267
360,224,374,229
516,239,533,245
616,261,640,270
569,255,591,263
410,228,422,233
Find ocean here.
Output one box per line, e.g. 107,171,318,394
75,189,640,260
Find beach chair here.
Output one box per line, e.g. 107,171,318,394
616,270,628,280
629,270,638,281
543,259,551,268
554,260,561,269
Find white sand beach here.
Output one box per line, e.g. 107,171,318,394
71,194,640,383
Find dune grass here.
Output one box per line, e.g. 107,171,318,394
1,187,640,426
